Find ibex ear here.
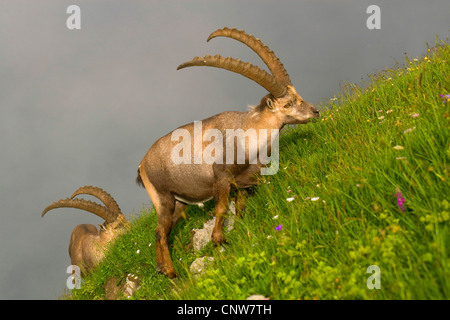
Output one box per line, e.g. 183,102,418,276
266,97,274,110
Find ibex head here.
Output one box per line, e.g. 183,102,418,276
177,27,320,125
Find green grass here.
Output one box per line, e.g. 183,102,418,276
68,40,449,300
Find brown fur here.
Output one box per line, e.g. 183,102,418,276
68,217,128,275
42,187,129,275
137,86,320,278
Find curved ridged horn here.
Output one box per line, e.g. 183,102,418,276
177,54,287,98
71,185,122,216
207,27,291,86
41,198,116,223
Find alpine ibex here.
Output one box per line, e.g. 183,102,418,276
136,27,320,278
42,186,129,275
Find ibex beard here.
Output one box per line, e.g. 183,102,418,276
136,27,320,278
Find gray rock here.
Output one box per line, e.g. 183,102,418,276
192,201,236,252
190,256,215,276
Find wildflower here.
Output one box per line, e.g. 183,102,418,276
272,215,279,219
355,184,361,188
393,145,404,150
378,116,385,120
440,94,450,103
404,127,415,134
148,243,152,247
286,197,295,202
395,188,405,213
136,249,140,254
311,197,320,201
411,113,419,118
378,110,383,113
275,225,282,231
396,157,407,160
386,109,393,113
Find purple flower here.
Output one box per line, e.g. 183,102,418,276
395,191,405,213
440,94,450,103
275,225,282,231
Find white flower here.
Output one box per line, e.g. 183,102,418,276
311,197,320,201
393,145,404,150
136,249,140,254
403,127,415,134
286,197,295,202
148,243,152,247
272,215,279,219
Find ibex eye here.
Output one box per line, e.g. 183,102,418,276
285,101,293,108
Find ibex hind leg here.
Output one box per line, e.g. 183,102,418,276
137,167,178,278
172,201,187,229
154,196,177,278
235,189,247,217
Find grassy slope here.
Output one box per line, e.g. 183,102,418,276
69,41,449,300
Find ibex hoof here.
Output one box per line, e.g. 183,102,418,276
158,266,177,278
211,232,227,246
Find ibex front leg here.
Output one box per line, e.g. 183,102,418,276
211,180,231,245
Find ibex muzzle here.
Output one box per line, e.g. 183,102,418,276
137,27,320,278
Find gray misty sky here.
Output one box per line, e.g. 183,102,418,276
0,1,448,299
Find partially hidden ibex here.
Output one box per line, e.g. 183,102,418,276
42,186,129,275
136,27,320,278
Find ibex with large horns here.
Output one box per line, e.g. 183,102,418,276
137,27,320,278
42,186,129,275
